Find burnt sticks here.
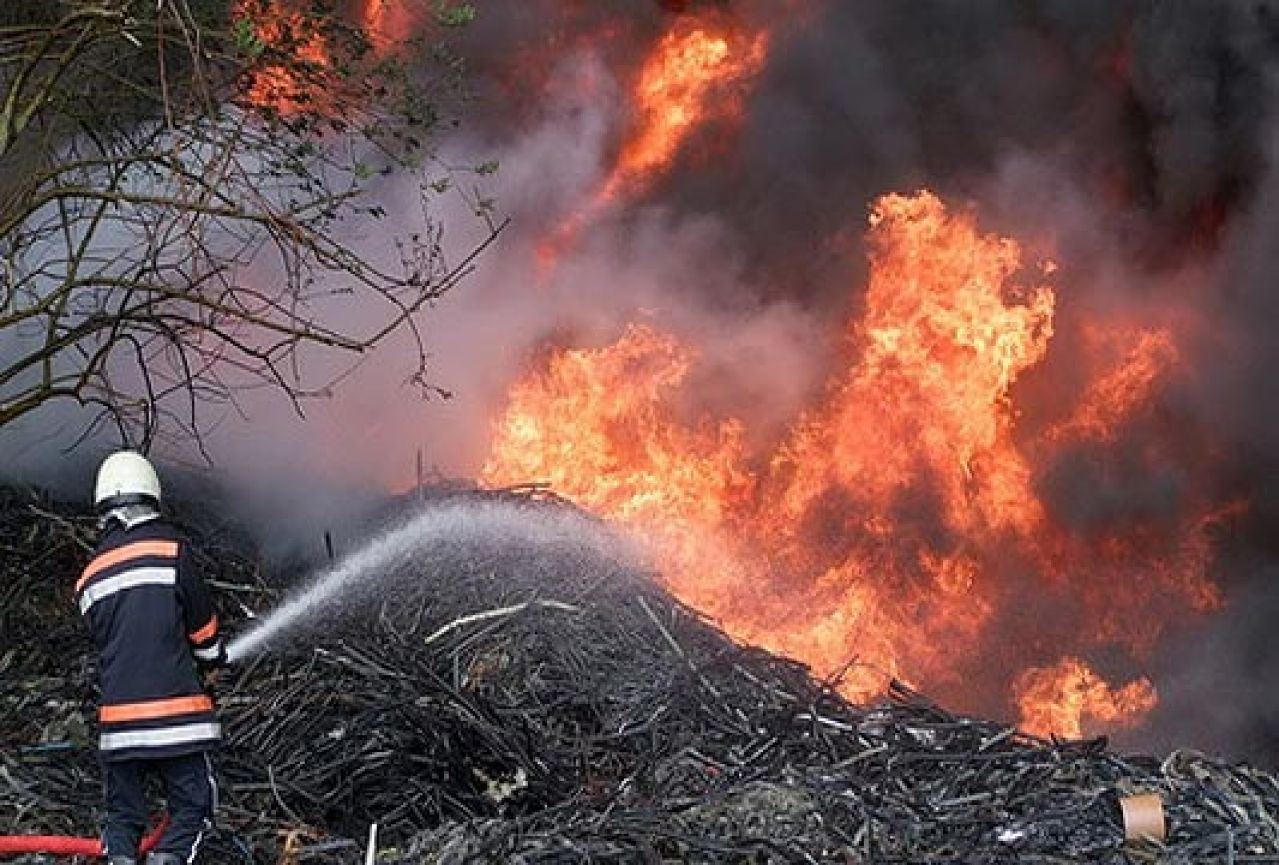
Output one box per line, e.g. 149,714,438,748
2,485,1277,864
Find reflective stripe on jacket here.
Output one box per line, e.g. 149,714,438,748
77,520,223,761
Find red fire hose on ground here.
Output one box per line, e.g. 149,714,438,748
0,816,168,858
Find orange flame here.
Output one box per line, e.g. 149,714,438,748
483,190,1235,738
771,192,1055,542
234,0,408,114
1046,325,1179,443
609,26,768,196
234,0,333,115
485,324,754,612
1014,658,1158,740
360,0,417,52
539,20,769,268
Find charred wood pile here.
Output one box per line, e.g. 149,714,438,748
2,484,1277,864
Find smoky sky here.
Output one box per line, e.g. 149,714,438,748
457,1,1279,302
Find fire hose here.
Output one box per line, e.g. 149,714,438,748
0,816,169,858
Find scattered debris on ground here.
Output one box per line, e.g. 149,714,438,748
3,484,1278,863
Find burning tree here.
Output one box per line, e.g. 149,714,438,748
0,0,495,449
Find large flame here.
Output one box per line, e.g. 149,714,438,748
484,190,1236,738
770,193,1055,542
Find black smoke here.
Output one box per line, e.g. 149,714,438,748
458,0,1277,295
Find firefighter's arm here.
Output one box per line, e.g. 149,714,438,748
176,541,228,667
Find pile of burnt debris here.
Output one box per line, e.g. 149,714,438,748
3,483,1278,864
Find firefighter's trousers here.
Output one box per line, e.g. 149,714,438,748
103,751,217,861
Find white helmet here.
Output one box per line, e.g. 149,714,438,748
94,451,162,512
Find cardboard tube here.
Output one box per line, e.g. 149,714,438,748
1120,793,1167,842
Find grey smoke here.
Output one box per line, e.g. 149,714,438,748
1141,569,1279,763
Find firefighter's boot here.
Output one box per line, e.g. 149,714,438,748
146,853,183,865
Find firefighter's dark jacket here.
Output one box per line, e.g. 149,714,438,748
76,518,224,762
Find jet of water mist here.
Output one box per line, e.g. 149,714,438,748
226,498,628,663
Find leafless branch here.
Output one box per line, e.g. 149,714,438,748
0,0,494,452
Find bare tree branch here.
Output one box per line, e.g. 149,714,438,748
0,0,494,452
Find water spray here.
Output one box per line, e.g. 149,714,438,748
226,497,630,663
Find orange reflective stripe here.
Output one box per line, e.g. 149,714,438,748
76,540,179,593
100,695,213,724
189,615,219,644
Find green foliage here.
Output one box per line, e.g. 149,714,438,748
435,3,477,28
231,16,265,57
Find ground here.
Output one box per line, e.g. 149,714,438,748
2,484,1277,864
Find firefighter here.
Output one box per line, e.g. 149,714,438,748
77,451,226,865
